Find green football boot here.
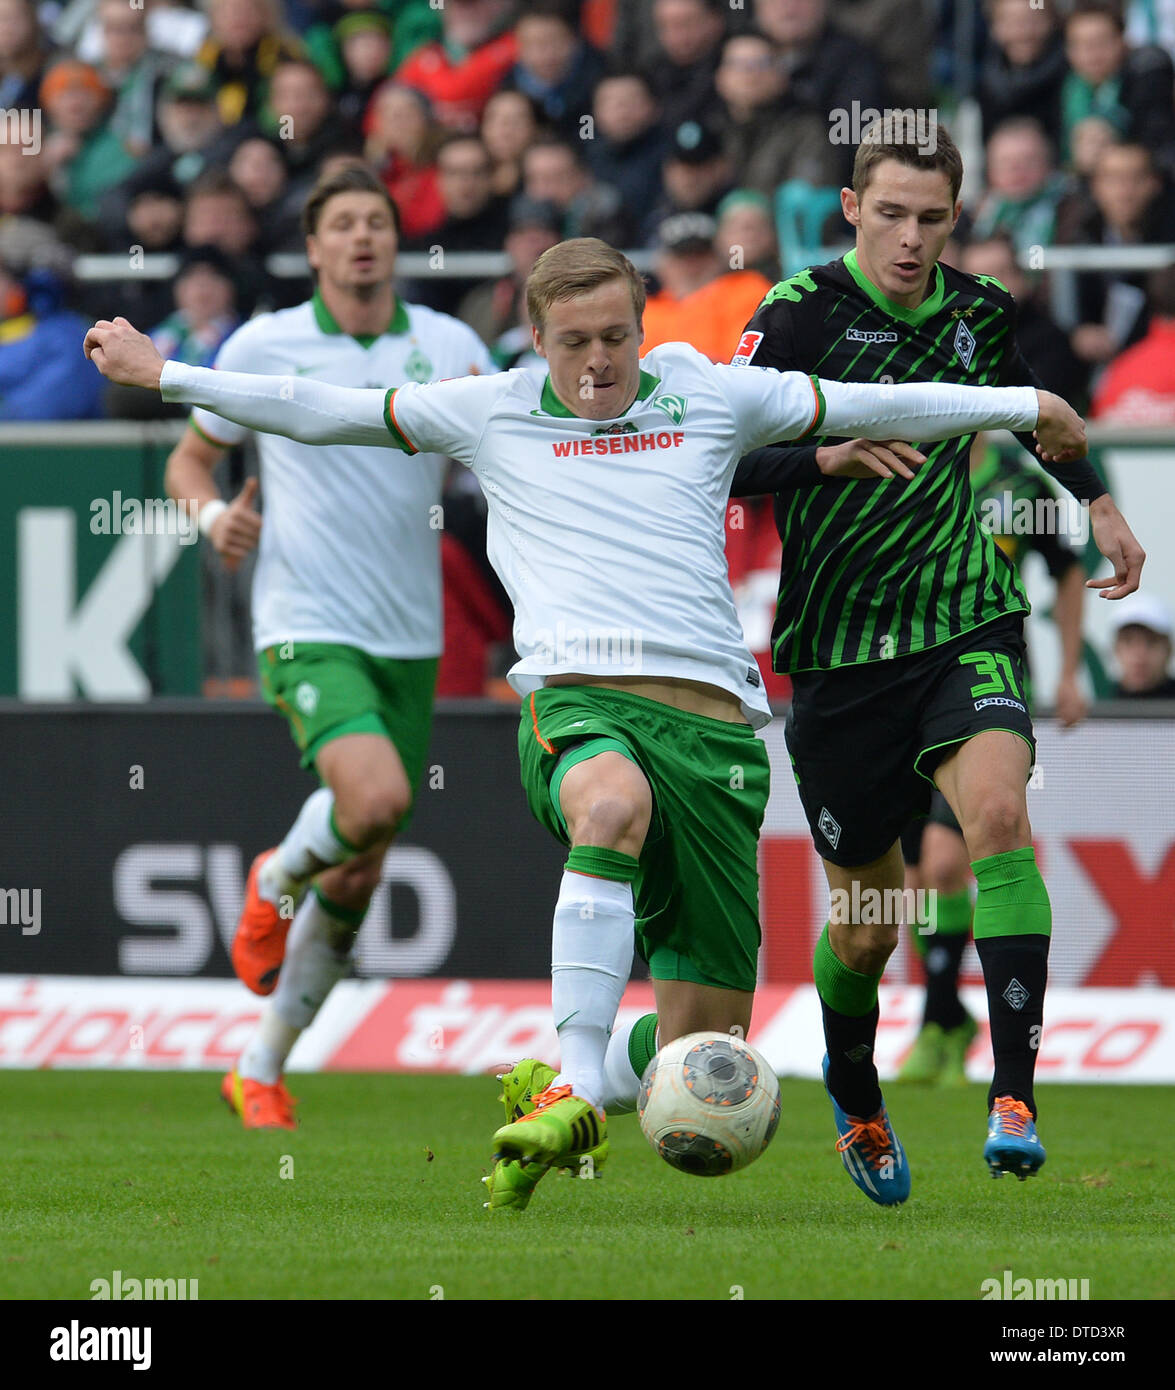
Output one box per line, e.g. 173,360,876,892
896,1022,946,1083
938,1013,978,1087
500,1059,559,1124
482,1060,608,1213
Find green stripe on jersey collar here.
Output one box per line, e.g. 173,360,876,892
538,368,660,418
312,286,410,346
844,247,945,327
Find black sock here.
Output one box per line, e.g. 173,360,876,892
975,934,1050,1116
923,933,970,1030
822,1001,882,1119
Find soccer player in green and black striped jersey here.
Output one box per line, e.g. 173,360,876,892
730,120,1145,1198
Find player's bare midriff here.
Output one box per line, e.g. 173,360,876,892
545,674,750,724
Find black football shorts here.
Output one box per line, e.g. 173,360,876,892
785,614,1034,867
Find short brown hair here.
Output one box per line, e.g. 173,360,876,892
852,117,964,207
185,169,251,213
1066,1,1125,35
526,237,646,333
301,163,401,240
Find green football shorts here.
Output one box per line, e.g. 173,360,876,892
258,642,437,808
519,685,771,993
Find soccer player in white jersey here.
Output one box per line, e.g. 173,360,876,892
86,238,1085,1196
163,165,494,1130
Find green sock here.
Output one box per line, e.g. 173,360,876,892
933,889,974,935
565,844,640,882
971,847,1051,940
814,924,884,1117
599,1013,658,1116
970,847,1051,1112
912,888,972,957
627,1012,659,1077
813,922,880,1016
312,884,369,930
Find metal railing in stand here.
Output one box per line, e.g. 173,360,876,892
73,249,658,283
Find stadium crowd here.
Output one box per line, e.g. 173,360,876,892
1,0,1173,695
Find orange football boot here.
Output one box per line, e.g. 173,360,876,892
220,1069,298,1130
232,849,294,995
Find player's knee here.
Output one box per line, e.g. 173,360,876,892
337,785,410,845
571,791,649,854
966,794,1029,855
866,919,900,960
831,918,898,973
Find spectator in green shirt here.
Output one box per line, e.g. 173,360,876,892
38,59,138,234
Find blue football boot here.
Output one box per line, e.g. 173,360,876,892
984,1096,1046,1179
823,1054,911,1205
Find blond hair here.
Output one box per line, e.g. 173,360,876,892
526,238,646,333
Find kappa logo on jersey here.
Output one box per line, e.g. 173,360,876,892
651,393,688,424
954,318,977,370
845,328,899,344
732,331,764,366
818,807,841,849
552,429,685,457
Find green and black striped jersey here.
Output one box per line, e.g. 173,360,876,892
733,249,1103,674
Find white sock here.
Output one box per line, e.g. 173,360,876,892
237,893,357,1084
600,1013,658,1115
272,890,356,1030
237,1008,301,1085
260,787,353,903
550,870,634,1113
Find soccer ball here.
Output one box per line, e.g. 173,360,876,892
637,1031,780,1176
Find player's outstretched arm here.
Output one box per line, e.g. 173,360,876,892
816,379,1081,450
86,317,394,447
1087,495,1145,600
722,364,1058,457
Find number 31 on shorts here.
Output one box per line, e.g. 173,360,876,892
959,650,1023,700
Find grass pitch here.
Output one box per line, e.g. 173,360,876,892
1,1072,1171,1301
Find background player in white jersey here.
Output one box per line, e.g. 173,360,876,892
86,239,1086,1197
163,166,493,1129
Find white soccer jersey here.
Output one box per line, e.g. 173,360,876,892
191,290,494,657
162,340,1039,726
381,344,822,724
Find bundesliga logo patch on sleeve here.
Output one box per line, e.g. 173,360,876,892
732,331,764,366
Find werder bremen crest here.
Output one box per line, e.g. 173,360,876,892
403,348,434,383
651,393,688,424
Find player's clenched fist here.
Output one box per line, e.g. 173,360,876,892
208,477,262,573
1032,390,1087,463
83,317,165,389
